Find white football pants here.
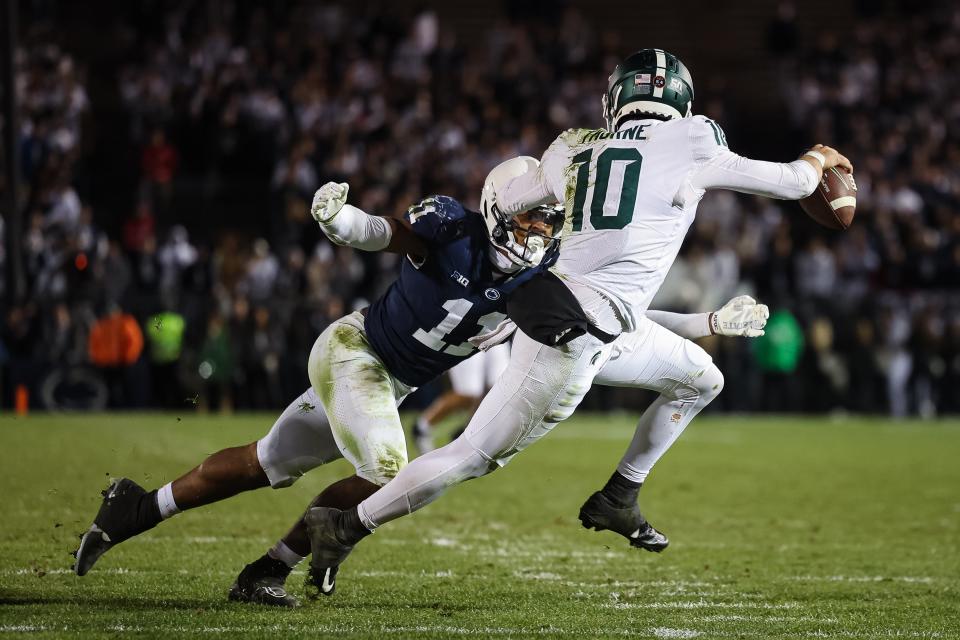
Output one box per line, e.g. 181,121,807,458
257,311,414,487
357,315,724,529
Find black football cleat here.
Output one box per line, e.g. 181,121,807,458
578,491,669,552
74,478,158,576
303,507,355,597
228,555,298,607
306,564,339,597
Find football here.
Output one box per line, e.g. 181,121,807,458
799,166,858,230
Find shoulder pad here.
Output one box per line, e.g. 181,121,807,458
690,115,728,148
558,128,608,146
405,195,468,243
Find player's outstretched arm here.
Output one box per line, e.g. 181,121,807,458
646,295,769,339
688,117,852,200
497,166,555,216
496,136,575,216
311,182,426,258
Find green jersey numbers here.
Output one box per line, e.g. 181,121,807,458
570,147,643,231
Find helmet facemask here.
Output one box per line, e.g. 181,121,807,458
480,156,564,269
488,204,564,269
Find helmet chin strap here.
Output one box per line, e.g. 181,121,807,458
489,245,522,273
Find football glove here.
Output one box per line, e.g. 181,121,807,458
312,182,349,223
710,295,769,337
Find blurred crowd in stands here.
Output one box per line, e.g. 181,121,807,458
2,1,959,415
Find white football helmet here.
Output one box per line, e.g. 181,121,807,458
480,156,564,268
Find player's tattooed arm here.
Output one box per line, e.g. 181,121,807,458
384,217,427,261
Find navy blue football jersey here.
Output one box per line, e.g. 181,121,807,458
365,195,555,388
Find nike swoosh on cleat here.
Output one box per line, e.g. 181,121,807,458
629,528,641,539
320,568,335,593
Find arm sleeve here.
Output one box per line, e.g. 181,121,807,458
497,169,554,216
497,135,572,216
687,116,819,200
645,310,712,340
319,204,393,251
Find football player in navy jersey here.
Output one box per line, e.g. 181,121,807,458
73,156,766,607
72,157,564,606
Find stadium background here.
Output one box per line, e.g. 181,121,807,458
2,0,958,416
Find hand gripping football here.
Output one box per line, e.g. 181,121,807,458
799,167,857,230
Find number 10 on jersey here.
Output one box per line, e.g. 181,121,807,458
570,148,643,231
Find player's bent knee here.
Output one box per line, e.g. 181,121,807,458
358,448,409,486
448,438,500,479
698,363,725,404
459,451,499,480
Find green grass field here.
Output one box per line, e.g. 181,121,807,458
1,413,958,639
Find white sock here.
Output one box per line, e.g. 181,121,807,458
616,366,724,483
156,483,180,520
266,540,305,568
415,416,431,433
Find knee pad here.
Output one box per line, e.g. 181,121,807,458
667,362,724,405
357,445,409,487
697,363,725,404
446,435,505,478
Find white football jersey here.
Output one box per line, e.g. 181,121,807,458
498,115,819,331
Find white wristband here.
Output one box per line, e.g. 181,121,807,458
802,150,826,169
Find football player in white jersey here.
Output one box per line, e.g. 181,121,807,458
412,344,511,454
303,49,852,590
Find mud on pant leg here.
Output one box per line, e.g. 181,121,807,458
307,313,412,487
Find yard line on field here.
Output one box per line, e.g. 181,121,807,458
513,570,564,581
649,629,700,639
684,615,840,624
1,624,945,638
6,567,244,577
788,575,937,584
354,569,455,578
132,536,272,544
477,547,626,559
84,624,683,636
604,599,801,610
429,536,461,547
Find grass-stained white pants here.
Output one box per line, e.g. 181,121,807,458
257,311,413,487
